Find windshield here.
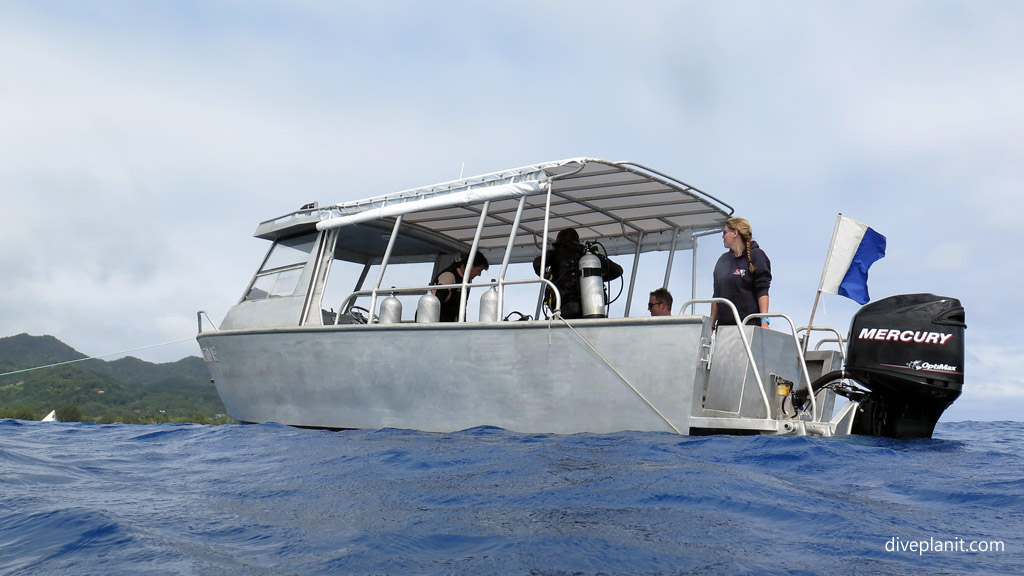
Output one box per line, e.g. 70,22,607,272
244,233,317,301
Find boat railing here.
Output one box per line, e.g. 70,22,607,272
680,298,772,419
196,310,220,333
333,277,562,324
678,300,820,422
748,312,818,421
797,326,848,364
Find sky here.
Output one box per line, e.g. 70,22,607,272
1,1,1021,421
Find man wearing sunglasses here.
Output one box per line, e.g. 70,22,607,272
648,288,673,317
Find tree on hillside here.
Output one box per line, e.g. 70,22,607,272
1,405,37,420
56,402,83,422
1,333,226,424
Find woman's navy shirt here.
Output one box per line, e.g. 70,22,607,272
712,240,772,325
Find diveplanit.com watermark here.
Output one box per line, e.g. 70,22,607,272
886,536,1005,555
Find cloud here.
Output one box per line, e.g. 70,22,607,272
0,1,1021,421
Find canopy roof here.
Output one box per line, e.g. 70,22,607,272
255,158,734,264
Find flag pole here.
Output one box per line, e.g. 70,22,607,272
804,213,844,352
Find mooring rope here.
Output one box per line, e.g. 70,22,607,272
0,337,196,378
554,317,683,434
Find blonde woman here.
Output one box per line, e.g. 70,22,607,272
711,217,772,329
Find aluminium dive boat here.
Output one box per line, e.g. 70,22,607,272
196,158,964,438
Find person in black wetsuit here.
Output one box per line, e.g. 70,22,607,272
432,252,490,322
711,217,772,330
533,229,623,319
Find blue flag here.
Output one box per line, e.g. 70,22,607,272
819,216,887,305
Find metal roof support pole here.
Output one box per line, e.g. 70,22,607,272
301,227,338,326
368,214,404,320
459,200,490,322
535,182,554,319
691,232,698,314
354,262,371,293
497,195,528,320
663,227,680,289
623,231,645,317
688,228,720,314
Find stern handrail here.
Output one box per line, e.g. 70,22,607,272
746,313,818,421
798,326,848,364
680,298,772,419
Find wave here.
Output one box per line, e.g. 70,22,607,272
1,420,1020,575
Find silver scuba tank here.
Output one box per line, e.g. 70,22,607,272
579,251,606,318
379,293,403,324
479,281,499,322
416,291,441,323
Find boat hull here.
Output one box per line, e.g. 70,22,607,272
197,317,712,434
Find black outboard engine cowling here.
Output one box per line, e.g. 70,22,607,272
845,293,965,439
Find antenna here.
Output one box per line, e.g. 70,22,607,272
459,161,465,179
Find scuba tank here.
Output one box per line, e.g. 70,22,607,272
379,292,403,324
579,251,606,318
479,281,499,322
416,292,441,323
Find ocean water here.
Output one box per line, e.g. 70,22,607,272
1,420,1020,576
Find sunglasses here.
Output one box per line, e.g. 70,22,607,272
647,301,665,309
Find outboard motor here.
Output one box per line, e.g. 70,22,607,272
579,251,606,318
844,294,965,438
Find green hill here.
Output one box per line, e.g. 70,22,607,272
0,333,231,424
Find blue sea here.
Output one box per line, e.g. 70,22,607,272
1,420,1020,576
